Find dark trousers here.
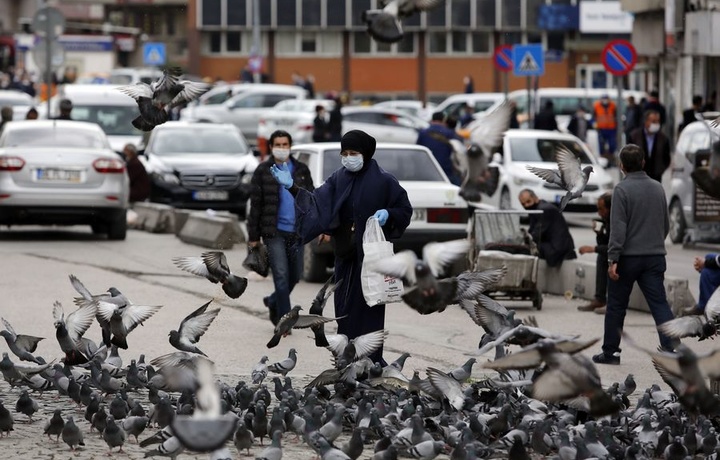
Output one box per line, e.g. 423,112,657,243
595,253,608,303
265,231,303,318
698,267,720,312
602,255,677,355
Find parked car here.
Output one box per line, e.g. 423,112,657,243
0,120,129,239
109,67,163,85
342,107,429,144
182,82,255,111
257,99,335,156
291,142,469,282
42,84,143,152
666,120,720,243
373,100,437,121
0,90,35,120
179,84,308,146
478,129,614,212
434,93,505,120
142,121,258,217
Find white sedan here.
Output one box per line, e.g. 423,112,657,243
257,99,335,152
478,130,614,212
342,107,429,144
290,142,469,282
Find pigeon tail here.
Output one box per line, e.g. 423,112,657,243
111,335,129,350
588,390,622,417
312,325,329,348
64,350,91,366
266,334,282,349
559,192,572,212
363,11,403,43
132,116,156,132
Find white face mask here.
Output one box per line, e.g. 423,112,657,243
648,123,660,134
272,148,290,162
341,155,364,172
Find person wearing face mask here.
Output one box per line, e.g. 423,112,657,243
628,110,670,182
518,189,576,268
270,130,412,365
248,130,315,326
593,94,617,165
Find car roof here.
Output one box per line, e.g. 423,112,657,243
151,121,239,130
56,85,135,104
503,129,581,141
0,90,33,101
227,85,307,99
341,106,419,116
4,119,106,132
293,142,431,152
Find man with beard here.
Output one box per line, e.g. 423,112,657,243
518,189,577,267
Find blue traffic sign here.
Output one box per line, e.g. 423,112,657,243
601,39,637,76
512,44,545,77
143,42,166,66
493,45,513,72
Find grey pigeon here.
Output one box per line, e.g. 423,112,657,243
96,299,162,349
327,330,388,369
103,415,127,453
149,351,209,394
107,345,123,368
252,355,270,384
342,427,364,460
0,400,13,436
268,348,298,376
425,368,466,411
372,445,398,460
664,436,688,460
92,405,109,434
362,0,445,43
657,298,720,339
139,426,173,447
143,435,184,458
309,276,343,347
169,300,219,356
255,429,283,460
447,358,476,382
118,67,210,131
69,275,129,346
110,393,129,420
62,416,84,451
319,406,345,443
315,434,352,460
122,416,149,443
0,352,53,387
15,390,38,421
44,409,64,442
0,317,44,364
407,440,447,460
267,306,343,349
173,251,248,299
234,419,254,455
526,144,594,212
52,300,97,365
211,447,234,460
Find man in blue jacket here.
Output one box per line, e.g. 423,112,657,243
417,112,463,185
689,254,720,314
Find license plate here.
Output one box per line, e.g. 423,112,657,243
412,209,426,221
35,168,83,183
193,190,229,201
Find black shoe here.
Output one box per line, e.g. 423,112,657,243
592,352,620,365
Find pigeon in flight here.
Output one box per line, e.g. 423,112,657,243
0,318,44,364
52,301,97,365
267,306,343,349
526,144,594,212
362,0,446,43
309,276,343,347
96,301,162,350
168,300,220,356
173,251,248,299
69,275,130,347
117,67,210,131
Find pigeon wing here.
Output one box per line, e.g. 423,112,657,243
553,337,600,355
527,166,564,187
532,368,581,401
152,351,212,371
122,304,163,333
657,316,705,338
202,251,232,278
1,317,16,339
64,302,98,344
704,287,720,321
422,240,471,278
325,334,349,359
52,301,64,324
96,300,118,323
413,0,447,12
117,83,153,100
454,269,506,300
482,347,544,371
369,250,418,285
293,314,344,329
467,100,513,156
698,349,720,380
351,330,388,360
426,367,465,410
14,335,44,353
555,145,584,189
169,81,211,106
173,256,212,279
179,308,220,344
69,275,93,301
476,292,511,317
473,302,509,335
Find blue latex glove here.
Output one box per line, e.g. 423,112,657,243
270,163,293,189
374,209,389,226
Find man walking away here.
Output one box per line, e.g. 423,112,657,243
628,110,670,183
593,144,679,365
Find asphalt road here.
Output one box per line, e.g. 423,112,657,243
0,221,714,400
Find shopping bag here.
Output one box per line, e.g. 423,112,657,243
242,243,270,277
361,217,404,306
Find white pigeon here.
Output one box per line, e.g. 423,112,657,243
526,144,594,212
362,0,446,43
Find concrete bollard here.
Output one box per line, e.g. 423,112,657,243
132,202,176,234
177,211,243,250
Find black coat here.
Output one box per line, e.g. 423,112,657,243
528,201,576,267
628,128,671,183
534,109,558,131
247,157,314,242
328,106,343,142
313,115,329,142
679,108,700,133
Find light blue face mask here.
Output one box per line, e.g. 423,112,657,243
341,155,364,172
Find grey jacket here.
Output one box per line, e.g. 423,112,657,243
608,171,669,263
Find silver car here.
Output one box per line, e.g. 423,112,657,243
0,120,129,239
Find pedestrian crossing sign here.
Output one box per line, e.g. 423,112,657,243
512,44,545,77
143,42,166,66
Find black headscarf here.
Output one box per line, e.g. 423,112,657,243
341,130,376,162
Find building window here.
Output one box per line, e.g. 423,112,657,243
277,0,297,26
526,0,543,29
428,31,447,53
301,33,317,52
404,9,421,27
472,32,491,54
226,31,241,52
451,0,471,27
527,32,542,44
202,0,222,26
210,31,222,52
427,2,446,27
166,11,176,36
260,0,272,26
397,33,415,54
352,0,370,26
377,41,392,53
327,0,346,26
451,31,467,53
476,0,496,27
353,32,371,53
501,32,522,45
227,0,247,26
302,0,321,26
548,32,564,51
502,0,522,28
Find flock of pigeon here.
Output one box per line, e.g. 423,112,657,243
1,238,720,460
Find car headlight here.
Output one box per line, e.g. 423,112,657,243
513,177,539,186
240,173,253,185
152,171,180,185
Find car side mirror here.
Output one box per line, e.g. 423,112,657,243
597,157,609,168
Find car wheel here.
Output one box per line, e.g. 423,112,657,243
106,210,127,241
668,199,686,244
90,223,107,234
500,188,512,210
303,244,328,282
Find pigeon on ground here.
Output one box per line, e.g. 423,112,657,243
143,435,184,458
173,252,248,299
256,429,283,460
0,400,13,436
118,67,210,131
123,416,149,443
103,415,127,454
406,440,447,460
309,276,343,347
0,352,53,387
252,356,270,384
234,419,254,455
0,318,44,364
52,300,97,365
526,144,594,212
459,100,514,202
267,306,343,349
169,300,220,356
362,0,446,43
96,300,162,349
268,348,298,377
15,390,38,421
342,427,364,460
107,345,123,368
62,416,84,451
44,409,64,442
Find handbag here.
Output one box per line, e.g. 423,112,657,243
242,243,269,277
361,216,404,306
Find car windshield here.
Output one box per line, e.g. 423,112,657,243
70,105,141,136
322,148,446,182
150,128,249,155
3,127,108,149
509,137,593,164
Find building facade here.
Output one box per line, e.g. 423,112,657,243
187,0,652,101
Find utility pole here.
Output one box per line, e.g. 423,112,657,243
251,0,261,83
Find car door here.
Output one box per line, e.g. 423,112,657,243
343,111,388,140
240,92,299,143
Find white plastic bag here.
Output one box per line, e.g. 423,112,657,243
361,216,404,306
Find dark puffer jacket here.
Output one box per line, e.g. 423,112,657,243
248,157,314,242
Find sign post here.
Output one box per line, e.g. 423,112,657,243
32,6,65,117
493,45,513,96
513,44,545,129
601,39,637,156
